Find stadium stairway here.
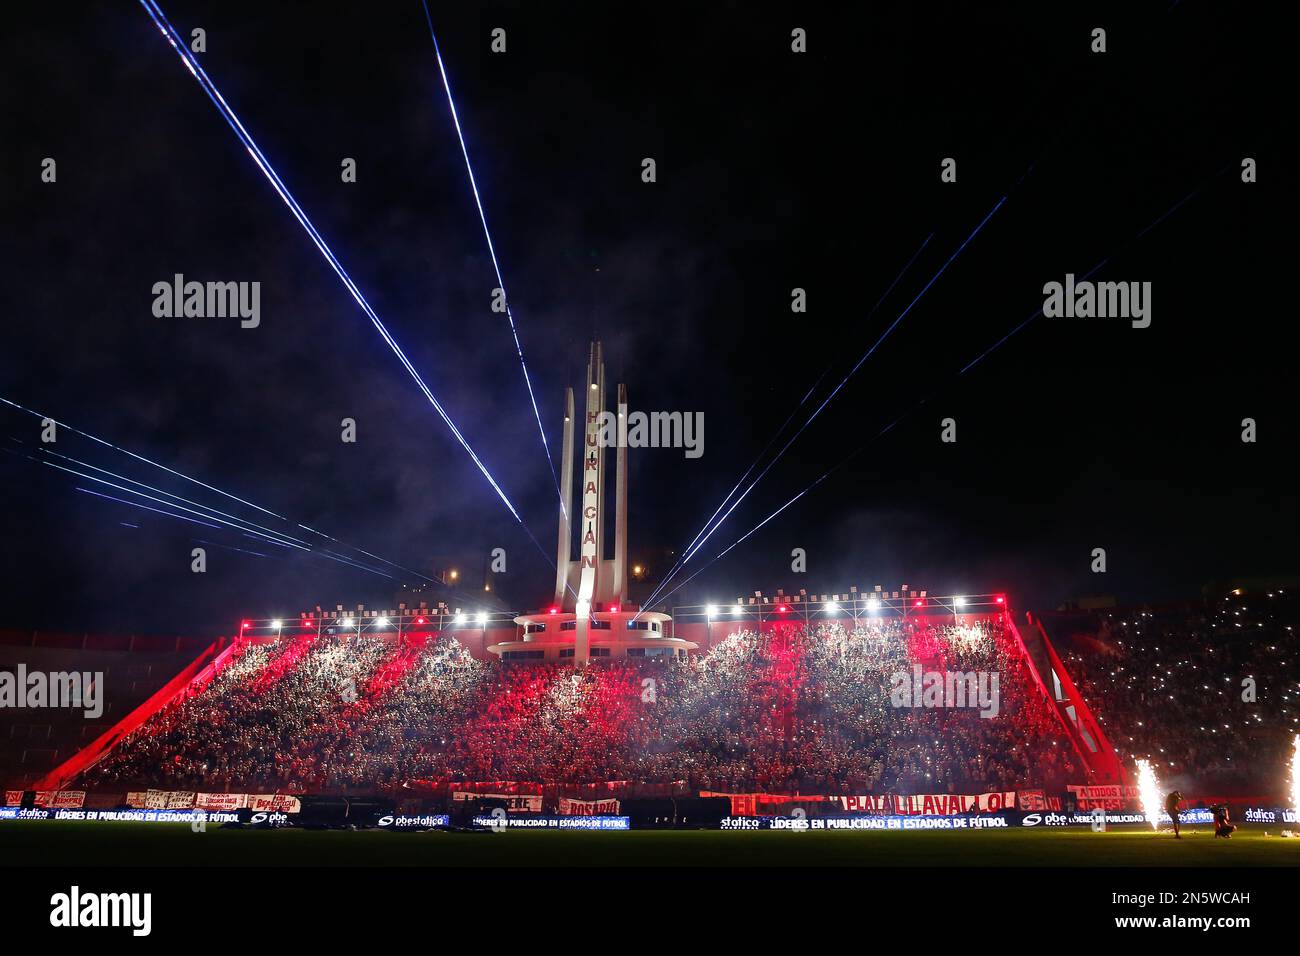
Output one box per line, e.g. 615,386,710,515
15,637,227,792
1,632,214,789
1011,612,1127,783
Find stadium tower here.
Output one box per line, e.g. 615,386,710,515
490,341,696,664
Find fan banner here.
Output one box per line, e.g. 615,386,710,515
559,797,621,815
841,792,1016,815
453,791,543,812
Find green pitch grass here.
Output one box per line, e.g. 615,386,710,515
3,821,1300,866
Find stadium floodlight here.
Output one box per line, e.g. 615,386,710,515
706,605,718,618
476,612,488,625
341,617,354,628
731,604,742,615
271,619,282,630
454,613,467,625
825,601,839,613
954,596,966,607
376,616,389,627
866,599,880,612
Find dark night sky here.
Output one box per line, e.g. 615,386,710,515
0,2,1294,635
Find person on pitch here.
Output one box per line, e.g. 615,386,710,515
1165,790,1184,838
1211,804,1237,839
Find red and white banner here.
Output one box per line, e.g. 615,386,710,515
840,792,1017,815
126,790,180,809
4,790,23,806
899,792,1016,815
701,792,758,816
34,790,86,809
559,797,621,816
195,792,246,811
248,794,302,814
1018,789,1061,811
1068,784,1140,810
452,791,542,812
841,795,893,814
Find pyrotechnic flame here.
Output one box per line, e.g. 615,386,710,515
1135,759,1161,830
1291,735,1300,816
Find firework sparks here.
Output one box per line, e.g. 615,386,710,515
1291,734,1300,816
1135,759,1161,830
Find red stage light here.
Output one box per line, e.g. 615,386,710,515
241,621,249,629
915,600,923,607
777,605,787,613
548,606,558,614
996,596,1005,604
416,617,425,625
609,605,619,614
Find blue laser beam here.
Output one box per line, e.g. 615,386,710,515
75,487,223,531
422,1,563,512
647,180,1217,610
641,199,1004,613
40,448,312,547
47,460,309,550
139,0,527,526
194,538,270,559
682,199,1001,564
71,465,394,579
1,395,282,519
3,395,438,584
959,177,1215,377
637,231,934,615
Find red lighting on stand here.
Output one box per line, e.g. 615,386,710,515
995,596,1005,604
548,606,558,615
241,621,249,630
777,605,788,613
609,604,619,614
416,617,426,625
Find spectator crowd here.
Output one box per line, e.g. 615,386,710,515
1061,588,1300,791
79,615,1089,796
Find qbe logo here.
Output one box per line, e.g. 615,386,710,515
1021,813,1070,827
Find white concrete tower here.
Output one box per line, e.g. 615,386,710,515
552,342,630,664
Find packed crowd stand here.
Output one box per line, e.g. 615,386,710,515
1060,590,1300,791
78,616,1086,797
